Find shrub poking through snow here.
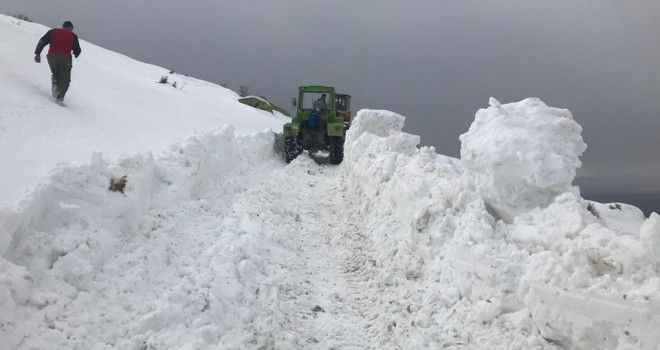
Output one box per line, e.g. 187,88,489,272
10,14,31,22
109,175,127,193
159,76,168,84
238,85,250,97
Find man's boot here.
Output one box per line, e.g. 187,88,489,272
51,76,58,99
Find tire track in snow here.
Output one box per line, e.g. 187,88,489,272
8,152,396,349
237,156,397,349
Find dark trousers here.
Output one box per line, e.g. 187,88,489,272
46,53,72,99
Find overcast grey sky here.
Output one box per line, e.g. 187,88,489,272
2,0,659,177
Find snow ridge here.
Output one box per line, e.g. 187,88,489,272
0,127,285,348
341,105,660,349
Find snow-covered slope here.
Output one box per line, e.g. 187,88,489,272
2,14,660,350
0,15,287,207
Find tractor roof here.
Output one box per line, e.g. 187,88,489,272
299,85,335,93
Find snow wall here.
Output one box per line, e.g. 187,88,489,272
0,126,290,348
342,98,660,350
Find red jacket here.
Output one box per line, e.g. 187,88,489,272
35,28,82,57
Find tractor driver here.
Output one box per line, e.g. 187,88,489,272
313,94,329,130
313,94,328,113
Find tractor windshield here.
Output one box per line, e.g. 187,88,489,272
301,92,333,111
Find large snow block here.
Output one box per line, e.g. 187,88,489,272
460,97,587,222
346,109,405,143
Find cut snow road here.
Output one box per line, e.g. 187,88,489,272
3,124,574,350
239,157,394,349
7,145,397,349
140,152,397,348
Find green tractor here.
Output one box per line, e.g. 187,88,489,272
283,85,351,165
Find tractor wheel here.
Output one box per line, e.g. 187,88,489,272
284,137,301,163
329,136,344,165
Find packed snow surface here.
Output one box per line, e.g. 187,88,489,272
2,14,660,350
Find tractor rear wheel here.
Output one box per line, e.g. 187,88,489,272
329,136,344,165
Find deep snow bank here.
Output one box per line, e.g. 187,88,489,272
342,101,660,349
0,126,285,348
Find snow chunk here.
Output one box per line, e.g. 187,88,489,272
474,299,502,323
509,192,592,249
346,109,406,142
488,97,502,108
641,213,660,263
460,98,587,222
591,201,645,236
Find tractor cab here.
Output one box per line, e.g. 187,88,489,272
335,94,352,129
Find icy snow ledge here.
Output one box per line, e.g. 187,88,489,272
460,97,587,222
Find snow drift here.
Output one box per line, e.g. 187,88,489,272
1,127,288,349
342,102,660,349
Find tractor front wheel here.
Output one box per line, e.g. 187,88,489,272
284,137,302,163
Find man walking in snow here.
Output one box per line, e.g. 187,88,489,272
34,21,81,105
313,94,329,129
